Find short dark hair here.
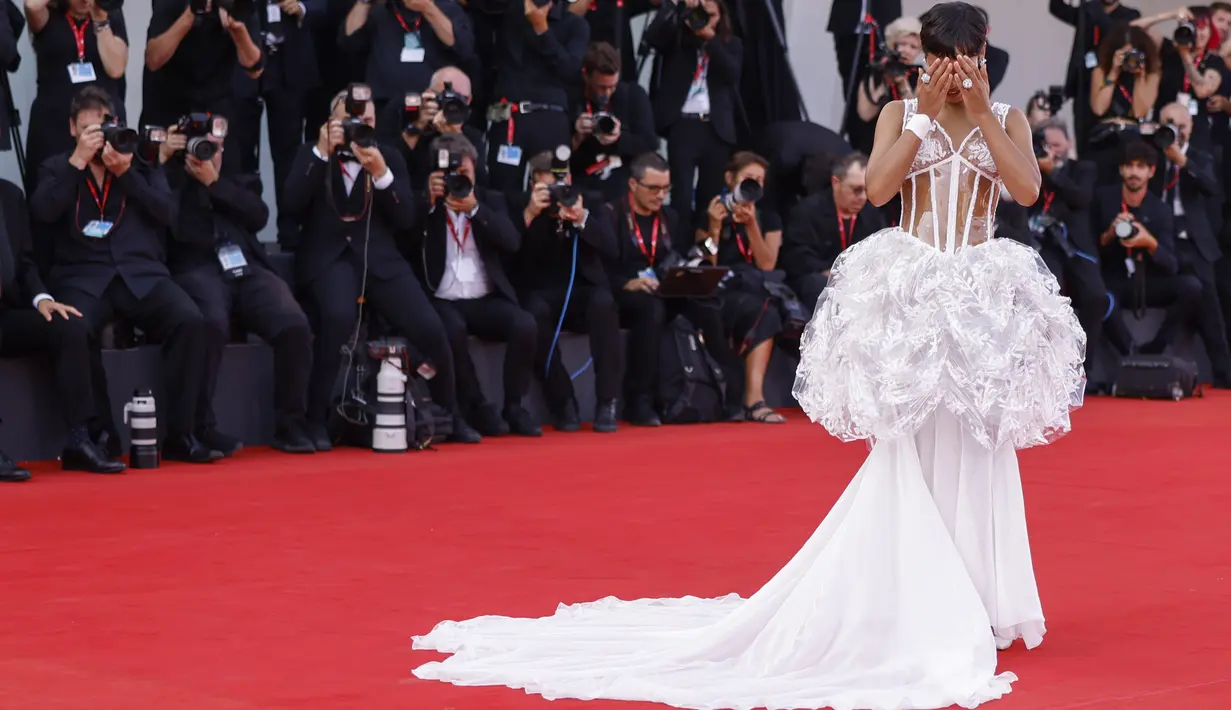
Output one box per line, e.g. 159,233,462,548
70,85,114,120
428,133,479,167
528,150,557,176
727,151,770,177
629,152,669,181
1037,117,1069,140
830,152,869,182
1120,140,1158,166
919,1,987,58
583,41,620,76
1213,1,1231,12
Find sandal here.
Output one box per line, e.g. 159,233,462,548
744,401,786,424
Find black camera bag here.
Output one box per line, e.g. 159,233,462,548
657,317,728,424
1112,355,1200,400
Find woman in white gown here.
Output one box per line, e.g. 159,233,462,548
410,3,1086,709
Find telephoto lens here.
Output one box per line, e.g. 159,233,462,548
686,5,710,31
1114,219,1139,240
100,115,139,155
1174,21,1196,47
437,82,471,126
723,178,763,210
1152,123,1178,150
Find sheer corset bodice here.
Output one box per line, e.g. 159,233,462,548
899,99,1011,252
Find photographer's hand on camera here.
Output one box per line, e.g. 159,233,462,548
705,195,729,241
1163,141,1188,167
559,195,586,227
524,182,552,226
732,201,757,226
915,57,953,120
573,113,595,148
596,117,621,146
185,155,219,188
1037,153,1056,175
159,126,187,165
317,119,345,158
69,124,105,170
524,0,550,33
279,0,306,18
352,143,389,179
692,1,719,40
101,143,133,177
445,189,478,215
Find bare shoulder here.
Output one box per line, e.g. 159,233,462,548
874,100,907,134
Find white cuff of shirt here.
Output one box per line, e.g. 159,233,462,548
573,208,590,231
372,169,394,190
32,293,53,309
312,146,328,162
468,204,480,218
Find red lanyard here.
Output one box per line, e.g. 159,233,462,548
1164,164,1181,193
87,174,111,215
1041,191,1055,214
693,53,709,86
1183,49,1205,92
1093,26,1100,47
1116,82,1133,104
500,98,519,145
67,13,89,62
629,202,659,263
339,162,359,184
734,227,753,263
837,214,857,250
392,11,421,34
446,211,471,250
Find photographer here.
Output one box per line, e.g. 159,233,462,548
1088,24,1161,184
697,151,785,425
1134,6,1224,149
1030,119,1113,391
141,0,265,162
340,0,474,113
30,86,218,464
513,148,620,433
380,65,487,190
23,0,129,194
161,118,317,454
644,0,741,232
569,41,656,202
282,86,482,448
408,133,541,437
780,152,885,313
852,17,921,155
484,0,589,194
1093,140,1198,356
606,152,741,426
1026,86,1067,129
1149,103,1231,384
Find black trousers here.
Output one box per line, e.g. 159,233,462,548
233,88,307,247
57,277,210,438
667,118,731,233
305,258,457,424
0,307,94,428
1176,239,1231,378
521,285,622,411
614,291,742,404
1105,268,1202,353
175,264,313,433
792,272,829,314
432,295,537,413
1041,246,1114,381
485,110,571,194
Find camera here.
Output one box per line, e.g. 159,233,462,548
1029,85,1065,116
547,145,579,213
1151,122,1178,150
176,112,228,161
722,178,763,212
1122,48,1146,74
870,34,911,80
100,114,139,155
436,149,474,199
1028,212,1074,256
437,81,471,126
1174,21,1197,48
591,94,617,136
340,83,376,153
684,4,711,32
1114,218,1139,240
402,93,423,134
1031,129,1049,159
138,125,167,164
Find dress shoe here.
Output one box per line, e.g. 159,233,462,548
94,428,125,459
554,399,581,432
471,403,510,437
594,399,619,433
624,397,661,427
162,434,223,464
449,416,482,444
503,405,542,436
271,424,316,454
304,421,333,452
0,449,31,482
61,439,126,474
197,428,243,457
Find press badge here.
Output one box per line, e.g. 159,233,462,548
496,144,522,166
1125,257,1135,277
1177,92,1199,116
267,3,282,23
218,243,250,279
82,219,113,238
68,62,97,84
638,268,656,280
401,33,425,63
1084,51,1098,69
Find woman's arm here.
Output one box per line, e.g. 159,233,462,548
1089,66,1115,116
93,8,128,80
865,101,919,207
1182,59,1222,99
988,107,1041,206
856,76,884,122
1130,10,1182,47
1132,70,1161,116
23,0,51,34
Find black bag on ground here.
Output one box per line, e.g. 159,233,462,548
1111,355,1200,400
330,337,453,448
657,316,728,424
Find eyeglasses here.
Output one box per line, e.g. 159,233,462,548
636,182,671,195
842,184,867,196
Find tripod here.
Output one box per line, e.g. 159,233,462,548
838,0,875,139
0,71,24,183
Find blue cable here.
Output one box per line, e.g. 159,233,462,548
545,232,593,381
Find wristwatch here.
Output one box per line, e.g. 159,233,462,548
94,19,111,33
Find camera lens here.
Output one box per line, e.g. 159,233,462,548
686,6,710,30
1114,220,1135,239
1153,124,1177,150
446,173,474,199
186,136,217,161
441,99,470,126
594,113,617,135
104,125,139,155
1175,22,1196,47
733,178,763,204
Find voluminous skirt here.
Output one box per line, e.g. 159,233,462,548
793,229,1086,450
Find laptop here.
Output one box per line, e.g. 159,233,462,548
656,265,730,298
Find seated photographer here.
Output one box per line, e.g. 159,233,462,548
30,86,217,464
283,85,481,448
1093,140,1199,356
644,0,742,232
142,0,265,164
1088,25,1162,184
409,133,541,437
606,152,741,426
697,151,786,424
780,152,885,312
484,0,590,194
1134,7,1224,149
0,176,125,479
852,16,922,155
380,65,488,191
160,118,317,455
1030,119,1114,391
1149,103,1231,384
340,0,474,114
513,148,620,433
568,41,656,202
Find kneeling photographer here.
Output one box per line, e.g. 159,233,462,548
159,113,316,455
605,152,740,426
408,133,542,437
512,147,621,434
1029,119,1112,392
382,66,488,191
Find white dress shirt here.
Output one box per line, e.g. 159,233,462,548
436,206,491,300
312,146,394,193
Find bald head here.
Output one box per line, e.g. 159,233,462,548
1159,102,1193,145
430,66,472,99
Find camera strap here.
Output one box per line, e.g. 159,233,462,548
626,198,659,264
1040,191,1054,214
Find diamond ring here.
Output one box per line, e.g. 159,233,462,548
921,73,932,84
962,78,974,90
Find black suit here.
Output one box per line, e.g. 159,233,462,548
0,178,96,431
281,142,459,424
827,0,901,139
166,163,314,437
1151,148,1231,380
409,188,537,414
780,190,886,310
569,82,658,202
644,5,742,230
512,194,621,413
29,155,210,441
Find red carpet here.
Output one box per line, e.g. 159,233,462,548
2,396,1229,710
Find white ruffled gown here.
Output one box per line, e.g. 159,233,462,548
410,99,1086,710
